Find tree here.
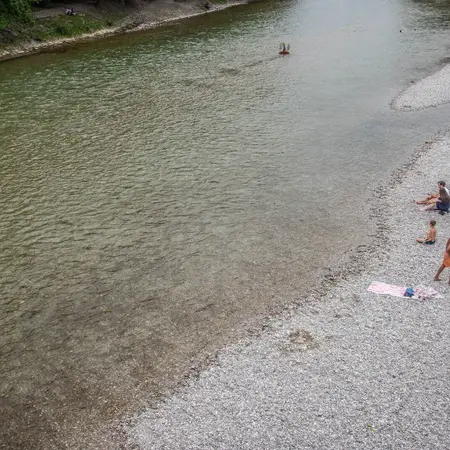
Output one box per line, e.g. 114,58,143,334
0,0,34,22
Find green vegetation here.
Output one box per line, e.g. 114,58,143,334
30,14,107,39
0,0,35,23
0,0,122,47
0,14,113,46
0,0,232,49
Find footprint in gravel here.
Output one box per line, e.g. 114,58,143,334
279,330,319,353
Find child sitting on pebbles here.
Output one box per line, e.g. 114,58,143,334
417,220,436,244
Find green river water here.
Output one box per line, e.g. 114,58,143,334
2,0,450,447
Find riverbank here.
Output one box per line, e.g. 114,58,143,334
126,133,450,448
0,0,250,61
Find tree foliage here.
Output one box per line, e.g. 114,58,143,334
0,0,36,22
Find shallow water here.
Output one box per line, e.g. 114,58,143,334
2,0,450,447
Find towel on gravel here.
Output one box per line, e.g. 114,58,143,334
414,285,442,299
367,281,407,298
367,281,441,299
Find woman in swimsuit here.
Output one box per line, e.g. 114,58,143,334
434,237,450,284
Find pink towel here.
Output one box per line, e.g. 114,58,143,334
414,285,442,299
367,281,407,298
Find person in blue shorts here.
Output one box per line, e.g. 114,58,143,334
421,188,450,212
416,180,449,205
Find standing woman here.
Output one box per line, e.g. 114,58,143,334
434,238,450,283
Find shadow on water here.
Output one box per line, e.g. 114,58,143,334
178,55,279,87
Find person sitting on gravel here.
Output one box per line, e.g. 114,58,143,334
416,180,449,205
421,187,450,213
417,220,437,244
434,237,450,284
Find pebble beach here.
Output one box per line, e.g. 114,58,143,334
126,74,450,449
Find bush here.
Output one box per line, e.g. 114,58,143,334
0,0,34,23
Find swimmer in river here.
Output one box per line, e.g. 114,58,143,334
279,43,290,54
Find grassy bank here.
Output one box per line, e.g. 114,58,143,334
0,0,248,60
0,13,115,45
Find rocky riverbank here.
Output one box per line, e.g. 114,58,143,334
116,60,450,448
121,54,450,446
125,130,450,448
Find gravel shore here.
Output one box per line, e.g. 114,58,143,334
392,63,450,111
127,135,450,449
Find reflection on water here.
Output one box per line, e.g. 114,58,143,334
2,0,450,447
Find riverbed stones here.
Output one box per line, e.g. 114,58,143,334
393,64,450,111
127,136,450,449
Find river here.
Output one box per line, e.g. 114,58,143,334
2,0,450,447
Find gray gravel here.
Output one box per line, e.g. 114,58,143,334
393,64,450,111
127,137,450,449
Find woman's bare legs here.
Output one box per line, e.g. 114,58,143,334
416,196,438,205
434,264,445,281
421,204,436,211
